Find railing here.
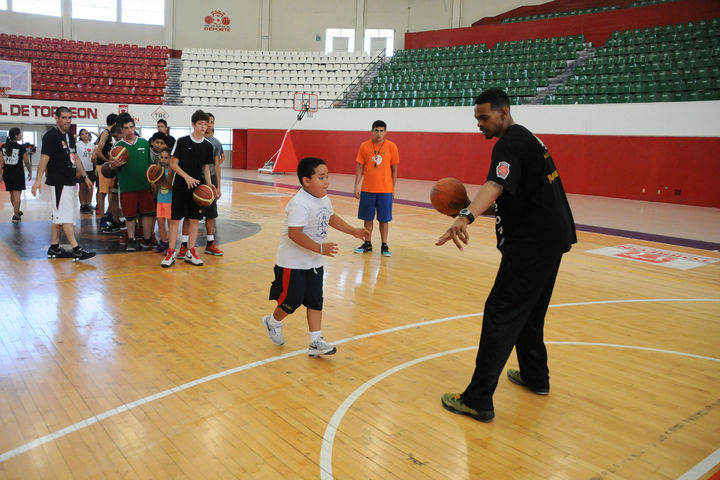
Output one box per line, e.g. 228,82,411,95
331,49,387,108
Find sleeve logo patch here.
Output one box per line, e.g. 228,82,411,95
496,161,510,180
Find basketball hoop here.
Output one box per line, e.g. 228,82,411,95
0,87,9,102
293,92,318,121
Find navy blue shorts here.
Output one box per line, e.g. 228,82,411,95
357,191,393,222
269,265,324,314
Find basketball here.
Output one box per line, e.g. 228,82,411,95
193,184,215,207
208,183,218,199
430,177,470,216
146,164,165,185
100,162,117,178
109,145,129,165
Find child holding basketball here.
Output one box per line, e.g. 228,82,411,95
262,157,370,357
153,148,174,254
161,109,214,268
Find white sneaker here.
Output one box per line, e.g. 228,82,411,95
308,337,336,357
262,315,284,345
161,249,177,268
184,247,204,266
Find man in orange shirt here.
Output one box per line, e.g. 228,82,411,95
353,120,399,257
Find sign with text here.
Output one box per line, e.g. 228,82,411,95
589,244,719,270
204,10,231,32
0,102,98,120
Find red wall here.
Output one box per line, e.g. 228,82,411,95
406,0,720,49
240,128,720,208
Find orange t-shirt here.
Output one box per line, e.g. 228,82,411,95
356,139,399,193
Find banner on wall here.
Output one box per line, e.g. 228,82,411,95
204,10,231,32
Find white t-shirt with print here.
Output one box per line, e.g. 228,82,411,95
77,140,95,171
276,187,333,270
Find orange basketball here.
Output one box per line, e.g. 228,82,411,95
100,162,117,178
146,164,165,185
430,177,470,217
193,184,215,207
109,145,129,165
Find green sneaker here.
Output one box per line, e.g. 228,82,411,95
441,393,494,422
507,369,549,395
353,241,372,254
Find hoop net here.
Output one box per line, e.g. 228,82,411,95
0,87,8,101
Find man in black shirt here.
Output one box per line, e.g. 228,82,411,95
437,88,576,422
31,107,96,260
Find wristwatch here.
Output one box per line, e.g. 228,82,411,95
458,207,475,224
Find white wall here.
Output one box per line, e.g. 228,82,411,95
1,99,718,138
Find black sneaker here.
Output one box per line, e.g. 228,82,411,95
72,246,96,261
47,245,64,258
101,223,121,234
381,243,392,257
139,237,155,250
354,241,372,254
11,215,21,224
126,238,138,252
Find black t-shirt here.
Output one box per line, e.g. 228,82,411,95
165,134,176,150
171,135,214,191
2,141,27,171
96,128,112,165
41,127,78,186
486,124,577,258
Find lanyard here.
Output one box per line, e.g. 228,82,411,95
372,140,385,168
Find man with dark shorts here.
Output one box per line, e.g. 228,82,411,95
31,107,96,260
161,110,214,268
437,88,576,423
203,112,224,255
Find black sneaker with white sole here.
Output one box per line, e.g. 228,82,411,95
72,246,96,261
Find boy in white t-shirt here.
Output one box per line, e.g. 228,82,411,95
262,157,369,357
76,129,96,214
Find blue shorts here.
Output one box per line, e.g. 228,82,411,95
358,191,393,222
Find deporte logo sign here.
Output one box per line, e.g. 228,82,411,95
204,10,231,32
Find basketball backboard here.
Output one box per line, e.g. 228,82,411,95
0,60,32,96
293,92,318,113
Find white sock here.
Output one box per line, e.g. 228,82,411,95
269,315,282,326
207,234,214,242
309,331,322,343
181,235,189,243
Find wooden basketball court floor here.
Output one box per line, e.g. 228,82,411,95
0,170,718,480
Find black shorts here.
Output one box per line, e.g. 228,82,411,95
171,186,205,220
203,174,218,219
269,265,324,314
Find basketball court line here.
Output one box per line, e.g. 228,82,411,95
318,344,720,480
677,449,720,480
1,298,718,468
